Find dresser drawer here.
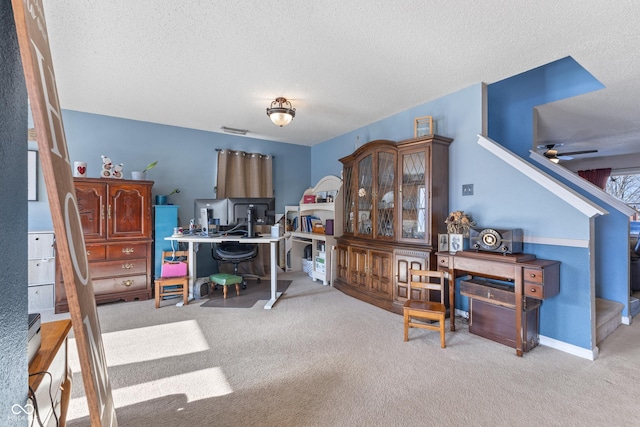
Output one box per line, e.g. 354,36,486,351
93,274,147,295
28,232,55,258
436,254,449,268
525,282,545,299
28,284,55,312
85,245,106,261
90,258,147,279
28,258,55,284
524,267,544,283
107,243,148,260
461,278,515,307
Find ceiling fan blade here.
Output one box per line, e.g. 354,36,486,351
557,149,598,156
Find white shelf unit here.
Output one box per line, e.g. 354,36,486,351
28,231,56,312
289,176,343,285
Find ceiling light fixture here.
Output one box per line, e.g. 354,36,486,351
221,126,248,135
266,97,296,127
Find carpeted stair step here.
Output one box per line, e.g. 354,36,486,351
596,298,623,345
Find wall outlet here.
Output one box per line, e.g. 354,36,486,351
462,184,474,196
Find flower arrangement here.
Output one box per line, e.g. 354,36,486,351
445,210,475,237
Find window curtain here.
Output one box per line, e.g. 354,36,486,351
216,149,273,276
216,150,273,198
578,168,611,190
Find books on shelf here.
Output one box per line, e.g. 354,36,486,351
300,215,323,233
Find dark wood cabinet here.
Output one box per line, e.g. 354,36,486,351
55,178,153,313
335,135,452,313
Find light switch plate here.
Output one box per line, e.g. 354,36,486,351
462,184,474,196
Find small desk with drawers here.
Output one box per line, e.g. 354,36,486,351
436,250,560,356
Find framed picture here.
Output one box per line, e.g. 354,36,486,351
28,150,38,201
414,116,433,137
438,234,449,252
449,233,463,254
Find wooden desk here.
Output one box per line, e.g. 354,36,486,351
436,251,559,356
166,234,286,309
29,319,72,426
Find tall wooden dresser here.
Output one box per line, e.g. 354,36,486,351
55,178,153,313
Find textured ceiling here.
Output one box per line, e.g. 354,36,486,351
41,1,640,167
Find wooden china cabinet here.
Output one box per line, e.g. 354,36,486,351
55,178,153,313
334,135,452,314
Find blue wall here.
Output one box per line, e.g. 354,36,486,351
488,56,604,159
28,110,312,231
311,84,483,184
486,56,618,349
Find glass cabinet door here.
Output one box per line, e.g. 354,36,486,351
357,154,373,237
376,151,396,238
400,149,428,242
343,165,354,234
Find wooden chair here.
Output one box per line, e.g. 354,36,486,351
403,269,447,348
155,250,189,308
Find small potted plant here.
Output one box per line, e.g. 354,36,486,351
131,161,157,180
156,188,180,205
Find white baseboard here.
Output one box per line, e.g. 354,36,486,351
539,335,599,360
455,309,599,360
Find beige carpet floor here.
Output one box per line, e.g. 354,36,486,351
46,271,640,426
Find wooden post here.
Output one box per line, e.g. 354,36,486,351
11,1,117,424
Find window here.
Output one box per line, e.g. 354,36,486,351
605,173,640,218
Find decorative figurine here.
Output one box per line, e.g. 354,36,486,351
101,155,113,178
112,163,124,179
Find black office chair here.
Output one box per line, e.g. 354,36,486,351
212,241,260,289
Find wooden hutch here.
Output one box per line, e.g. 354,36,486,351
334,135,452,314
55,178,153,312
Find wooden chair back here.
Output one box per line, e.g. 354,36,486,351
403,269,447,348
155,250,190,308
407,269,446,303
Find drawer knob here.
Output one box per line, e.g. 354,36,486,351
122,247,135,255
530,288,537,293
122,263,134,269
123,280,134,287
530,273,536,278
87,250,91,256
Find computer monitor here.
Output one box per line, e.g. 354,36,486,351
228,197,276,226
194,198,229,228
